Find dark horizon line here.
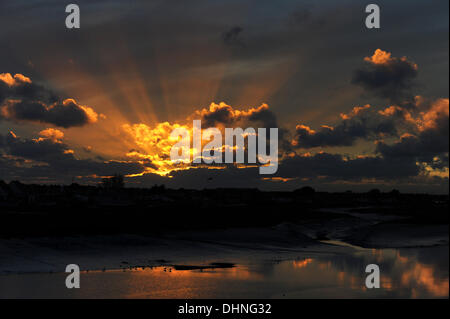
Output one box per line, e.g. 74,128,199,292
1,179,449,196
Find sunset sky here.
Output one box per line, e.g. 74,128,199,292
0,0,448,192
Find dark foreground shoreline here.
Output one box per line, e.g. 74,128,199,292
0,183,448,281
0,182,448,238
0,184,448,298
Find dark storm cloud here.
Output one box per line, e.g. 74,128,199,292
293,104,397,148
198,103,277,128
293,94,449,159
198,103,240,127
0,132,145,180
127,151,425,191
195,103,292,152
375,97,449,166
294,124,358,148
276,152,420,180
222,26,244,47
0,73,99,127
352,50,418,103
376,110,449,165
431,153,449,170
1,99,99,128
0,74,57,103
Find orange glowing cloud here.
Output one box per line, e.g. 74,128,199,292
122,122,192,176
379,98,449,133
36,128,65,143
192,102,275,128
294,125,316,134
417,98,449,131
340,104,371,120
378,105,403,117
364,49,393,65
0,73,32,86
364,49,418,70
0,73,103,128
63,98,102,124
122,103,279,176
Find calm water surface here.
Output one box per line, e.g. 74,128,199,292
0,245,448,298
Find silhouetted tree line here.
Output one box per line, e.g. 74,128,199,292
0,177,448,212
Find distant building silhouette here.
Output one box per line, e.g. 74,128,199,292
101,174,125,189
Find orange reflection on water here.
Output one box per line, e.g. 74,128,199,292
84,246,448,299
120,266,263,299
401,263,449,297
129,266,260,280
292,258,313,268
